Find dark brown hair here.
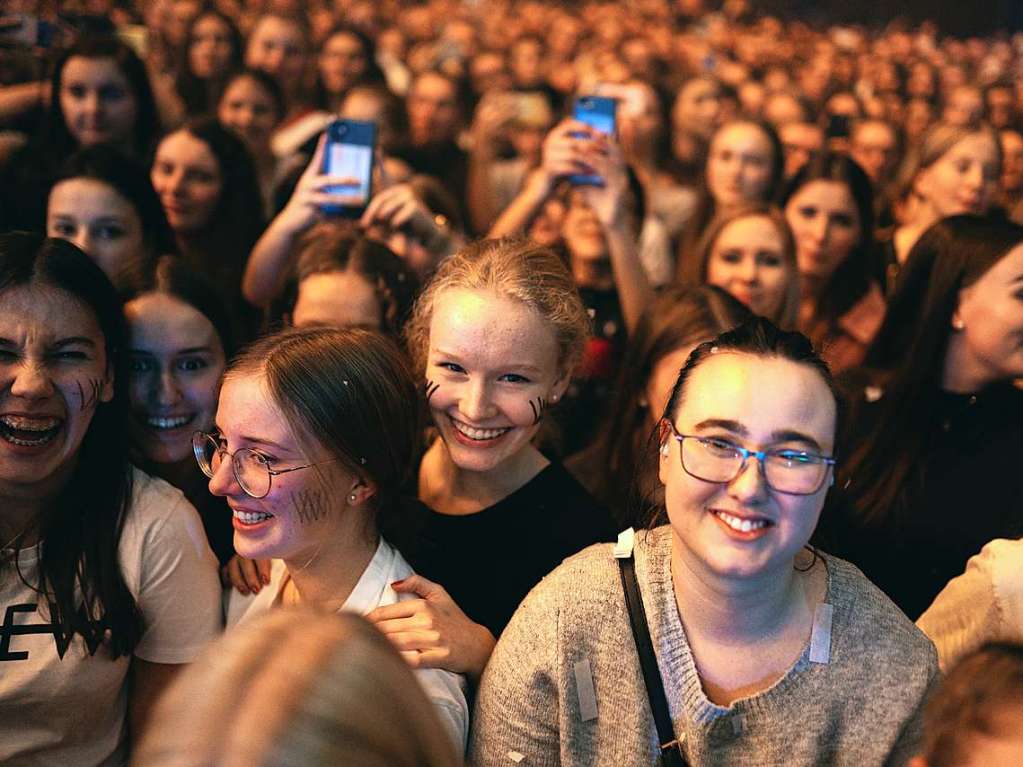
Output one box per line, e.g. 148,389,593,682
228,326,420,534
918,643,1023,767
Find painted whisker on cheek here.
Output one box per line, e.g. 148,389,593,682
425,379,440,403
291,488,330,525
529,397,549,426
75,378,104,413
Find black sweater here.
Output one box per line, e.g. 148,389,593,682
816,382,1023,620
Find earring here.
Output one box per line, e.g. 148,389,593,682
349,493,358,503
551,393,559,403
952,315,965,331
660,444,670,457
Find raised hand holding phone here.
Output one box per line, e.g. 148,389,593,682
570,95,617,186
321,119,377,217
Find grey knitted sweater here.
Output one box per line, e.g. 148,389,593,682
470,526,938,767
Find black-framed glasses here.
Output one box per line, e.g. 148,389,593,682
192,431,319,499
664,420,835,496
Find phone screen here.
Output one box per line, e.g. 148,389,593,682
322,120,376,215
571,96,616,186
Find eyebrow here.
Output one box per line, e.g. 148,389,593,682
53,337,98,349
692,420,824,452
431,348,545,373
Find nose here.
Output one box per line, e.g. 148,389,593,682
165,167,187,197
727,453,769,504
458,379,497,422
10,360,54,400
70,230,92,256
963,162,984,191
83,91,101,117
807,214,828,245
155,370,182,407
265,49,285,73
207,452,239,498
741,257,759,283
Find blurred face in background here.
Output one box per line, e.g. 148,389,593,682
188,13,235,79
217,75,280,155
59,56,138,148
245,15,307,94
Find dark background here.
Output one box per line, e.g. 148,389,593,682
758,0,1023,36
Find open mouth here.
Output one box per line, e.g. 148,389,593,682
449,416,512,442
710,509,774,534
0,414,63,447
233,509,273,525
143,414,196,431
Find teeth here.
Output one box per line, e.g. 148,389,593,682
234,510,273,524
1,415,61,431
714,511,769,533
451,419,511,441
146,415,192,429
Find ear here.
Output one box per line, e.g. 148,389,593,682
100,364,115,405
550,369,572,402
951,284,973,331
912,167,930,201
348,477,377,507
657,420,673,486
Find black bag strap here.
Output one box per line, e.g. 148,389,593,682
617,553,689,767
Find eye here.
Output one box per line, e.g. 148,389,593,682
67,84,86,98
177,356,209,372
499,373,531,384
99,85,127,101
831,213,855,228
758,252,782,267
798,205,818,219
51,222,76,237
0,349,18,362
701,437,741,457
718,249,742,264
129,357,154,373
438,361,466,374
96,225,126,240
52,350,88,361
771,449,821,466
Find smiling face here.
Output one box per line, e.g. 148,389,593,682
659,352,836,580
208,372,358,563
47,178,146,284
151,130,223,235
0,284,113,498
918,132,1000,218
706,123,775,208
706,214,791,321
426,288,568,475
784,179,862,285
59,56,138,148
125,292,225,466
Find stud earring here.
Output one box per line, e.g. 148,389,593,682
349,493,358,503
660,444,670,457
952,315,965,330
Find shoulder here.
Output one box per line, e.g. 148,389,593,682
827,554,938,671
122,468,199,538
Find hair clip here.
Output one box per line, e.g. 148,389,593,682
342,380,350,386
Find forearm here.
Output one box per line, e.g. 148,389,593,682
488,175,551,238
242,215,304,306
0,81,47,126
466,141,502,235
606,223,653,334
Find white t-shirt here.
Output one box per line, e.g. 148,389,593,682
227,538,470,754
0,469,223,766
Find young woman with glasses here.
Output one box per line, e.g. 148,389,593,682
472,318,937,766
0,233,221,764
196,326,468,754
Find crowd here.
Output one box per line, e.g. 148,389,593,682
1,0,1022,764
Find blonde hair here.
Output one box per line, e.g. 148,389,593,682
894,121,1002,203
405,237,590,377
680,204,800,329
133,609,461,767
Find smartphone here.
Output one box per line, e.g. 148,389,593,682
826,114,851,141
321,119,376,217
571,95,616,186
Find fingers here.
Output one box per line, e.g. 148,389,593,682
300,133,328,181
366,597,424,623
256,558,272,585
390,573,447,600
222,555,263,595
